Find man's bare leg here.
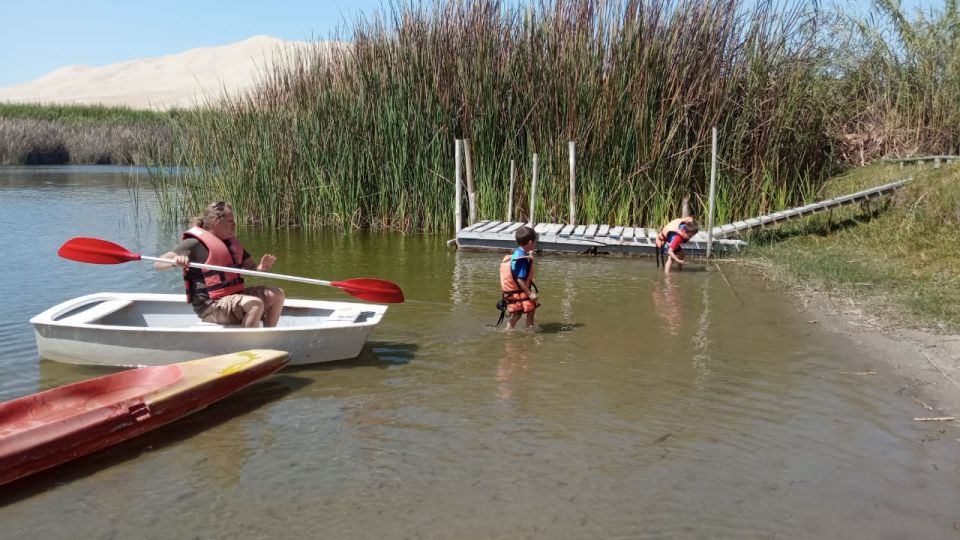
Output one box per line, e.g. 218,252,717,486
237,296,265,328
261,286,286,327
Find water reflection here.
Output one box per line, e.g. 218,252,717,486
652,274,683,336
308,341,419,369
496,333,530,403
692,278,713,389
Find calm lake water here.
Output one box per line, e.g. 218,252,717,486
0,166,958,539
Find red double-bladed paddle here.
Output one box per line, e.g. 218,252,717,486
57,237,405,304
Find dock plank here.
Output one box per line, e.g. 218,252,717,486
474,221,504,233
457,176,906,255
489,221,514,233
461,220,489,233
636,228,654,241
505,222,525,234
634,228,653,243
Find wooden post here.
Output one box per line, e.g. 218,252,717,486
464,138,477,224
507,159,516,222
455,139,463,233
569,140,576,225
706,127,718,259
681,195,690,218
529,153,539,227
934,157,941,169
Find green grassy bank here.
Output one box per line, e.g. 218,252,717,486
0,103,177,165
747,161,960,332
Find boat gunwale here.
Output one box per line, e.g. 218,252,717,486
30,292,387,333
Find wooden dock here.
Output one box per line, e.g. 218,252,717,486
455,178,910,254
882,155,959,168
710,178,909,239
457,221,744,255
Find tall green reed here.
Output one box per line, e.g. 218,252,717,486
154,0,946,232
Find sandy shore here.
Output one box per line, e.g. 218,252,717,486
783,286,960,420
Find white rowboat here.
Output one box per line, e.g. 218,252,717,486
30,292,387,367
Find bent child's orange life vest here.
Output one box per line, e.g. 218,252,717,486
655,217,695,249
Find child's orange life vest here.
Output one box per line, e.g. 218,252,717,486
495,253,538,324
655,217,695,249
499,253,535,296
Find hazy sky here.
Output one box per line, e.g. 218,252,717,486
0,0,941,88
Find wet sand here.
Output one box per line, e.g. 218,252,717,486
773,280,960,419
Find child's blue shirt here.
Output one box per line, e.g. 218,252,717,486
510,247,532,279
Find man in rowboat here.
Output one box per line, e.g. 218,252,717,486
154,201,286,327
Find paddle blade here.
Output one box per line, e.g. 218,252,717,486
331,278,405,304
58,237,142,265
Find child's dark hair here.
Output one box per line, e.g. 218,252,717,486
684,221,700,234
515,225,537,245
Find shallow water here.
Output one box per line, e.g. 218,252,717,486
0,166,958,539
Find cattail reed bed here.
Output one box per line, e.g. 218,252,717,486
0,104,177,165
150,0,956,232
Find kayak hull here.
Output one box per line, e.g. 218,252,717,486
0,349,288,486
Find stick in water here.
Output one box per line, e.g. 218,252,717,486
714,263,744,306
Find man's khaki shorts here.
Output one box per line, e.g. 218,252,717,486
199,286,272,325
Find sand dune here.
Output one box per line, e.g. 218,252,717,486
0,35,313,109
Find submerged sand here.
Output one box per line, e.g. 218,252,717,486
776,281,960,418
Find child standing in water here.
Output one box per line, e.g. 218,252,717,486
499,226,539,329
656,217,699,274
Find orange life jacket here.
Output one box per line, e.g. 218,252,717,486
181,226,246,303
500,252,536,294
655,217,695,249
495,253,538,325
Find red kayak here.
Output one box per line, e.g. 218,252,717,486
0,349,288,486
